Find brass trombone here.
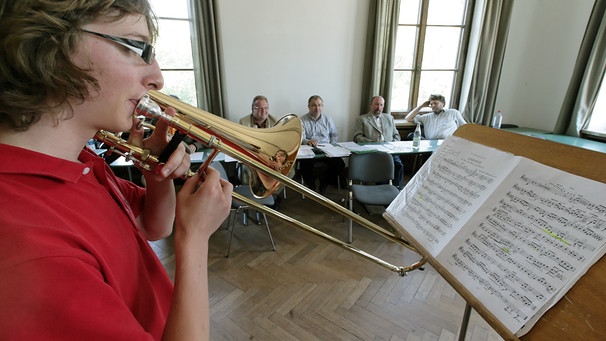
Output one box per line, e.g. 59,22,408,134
96,90,427,276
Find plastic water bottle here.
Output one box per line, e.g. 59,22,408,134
492,110,503,129
412,123,421,149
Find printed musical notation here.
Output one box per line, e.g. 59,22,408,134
385,136,606,337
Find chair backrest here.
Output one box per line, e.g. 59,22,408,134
348,151,394,183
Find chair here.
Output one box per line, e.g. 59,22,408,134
347,152,400,243
210,161,276,257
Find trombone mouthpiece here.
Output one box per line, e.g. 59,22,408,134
135,94,163,119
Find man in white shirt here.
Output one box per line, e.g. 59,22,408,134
405,94,466,139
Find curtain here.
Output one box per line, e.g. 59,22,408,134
189,0,226,117
458,0,513,125
360,0,401,114
554,0,606,136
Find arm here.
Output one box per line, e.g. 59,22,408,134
454,109,467,126
128,109,192,241
163,168,232,341
328,117,339,144
300,117,317,146
353,116,372,143
388,115,401,141
404,100,430,122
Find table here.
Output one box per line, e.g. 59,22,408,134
503,127,606,154
107,140,443,183
356,140,442,173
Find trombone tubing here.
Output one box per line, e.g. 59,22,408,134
230,190,426,276
142,91,427,275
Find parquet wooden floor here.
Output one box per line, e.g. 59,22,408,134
151,185,505,341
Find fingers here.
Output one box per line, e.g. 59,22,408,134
153,143,191,181
128,115,145,147
176,169,232,239
150,107,174,143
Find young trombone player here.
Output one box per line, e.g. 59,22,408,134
0,0,231,340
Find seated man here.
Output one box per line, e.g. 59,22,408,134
237,95,291,207
405,94,466,139
239,95,277,128
353,96,404,189
299,95,345,194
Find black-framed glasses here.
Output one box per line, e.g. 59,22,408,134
81,29,155,64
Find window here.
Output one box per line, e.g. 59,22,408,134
582,72,606,140
391,0,471,113
150,0,197,106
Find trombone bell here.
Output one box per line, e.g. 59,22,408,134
136,91,302,198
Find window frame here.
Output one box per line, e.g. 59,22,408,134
391,0,474,117
151,0,199,106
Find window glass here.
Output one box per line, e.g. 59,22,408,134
161,71,197,105
418,71,454,106
394,27,418,69
150,0,188,19
421,27,461,69
392,71,413,110
427,0,467,25
391,0,470,113
149,0,197,106
155,20,193,69
399,0,421,25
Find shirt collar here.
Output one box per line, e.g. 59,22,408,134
0,143,100,183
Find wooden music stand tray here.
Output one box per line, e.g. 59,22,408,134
392,124,606,340
454,124,606,340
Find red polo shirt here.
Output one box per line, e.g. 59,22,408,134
0,144,173,340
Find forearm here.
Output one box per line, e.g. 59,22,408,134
352,121,370,143
163,231,211,341
140,177,176,240
404,104,424,121
353,133,371,143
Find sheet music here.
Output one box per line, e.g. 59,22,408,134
296,145,316,159
385,136,606,336
441,159,606,336
387,137,516,256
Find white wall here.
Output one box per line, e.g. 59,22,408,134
495,0,594,130
217,0,595,137
217,0,369,140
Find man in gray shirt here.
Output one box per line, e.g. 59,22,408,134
353,95,404,189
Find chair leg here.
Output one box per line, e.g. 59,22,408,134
348,191,353,243
226,209,238,258
262,213,276,251
242,209,248,225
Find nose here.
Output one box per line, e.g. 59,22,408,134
145,59,164,90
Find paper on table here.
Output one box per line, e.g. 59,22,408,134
316,144,351,157
297,145,316,159
337,142,378,154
